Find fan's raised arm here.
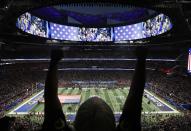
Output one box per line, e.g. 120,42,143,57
117,47,147,131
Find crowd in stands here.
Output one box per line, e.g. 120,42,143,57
0,114,42,131
1,48,178,59
0,62,191,130
1,112,191,131
55,60,176,69
58,71,132,88
0,64,45,119
142,113,191,131
146,71,191,108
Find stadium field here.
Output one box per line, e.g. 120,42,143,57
9,87,179,121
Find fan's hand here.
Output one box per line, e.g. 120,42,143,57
50,49,63,63
135,46,148,60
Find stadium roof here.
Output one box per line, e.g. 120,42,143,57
30,4,158,26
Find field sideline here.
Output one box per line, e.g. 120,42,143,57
9,87,179,118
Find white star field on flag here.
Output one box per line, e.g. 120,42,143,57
49,14,172,42
50,23,79,41
114,23,145,41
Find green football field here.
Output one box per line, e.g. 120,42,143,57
31,87,162,113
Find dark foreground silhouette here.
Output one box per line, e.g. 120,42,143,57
42,47,147,131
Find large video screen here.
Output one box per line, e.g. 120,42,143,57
50,23,79,41
78,27,112,41
16,12,49,38
114,23,145,41
49,22,112,41
16,13,172,42
188,48,191,73
142,14,172,37
114,14,172,41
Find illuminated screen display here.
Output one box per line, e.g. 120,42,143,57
16,12,49,38
142,14,172,37
114,23,145,41
78,27,112,41
188,48,191,73
49,23,113,41
50,23,79,41
114,14,172,41
16,13,172,42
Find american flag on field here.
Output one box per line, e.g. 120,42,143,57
188,49,191,73
50,23,79,41
114,23,145,41
58,95,81,104
40,95,81,104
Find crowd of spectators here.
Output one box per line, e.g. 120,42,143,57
0,64,45,119
0,62,191,130
142,113,191,131
146,70,191,108
58,70,132,88
0,114,42,131
1,48,178,60
55,60,176,69
1,112,191,131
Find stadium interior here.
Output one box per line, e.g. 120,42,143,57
0,0,191,131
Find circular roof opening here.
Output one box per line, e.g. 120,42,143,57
29,3,158,26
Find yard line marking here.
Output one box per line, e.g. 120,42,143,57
8,90,44,115
144,90,179,113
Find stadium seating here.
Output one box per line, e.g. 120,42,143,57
0,62,191,130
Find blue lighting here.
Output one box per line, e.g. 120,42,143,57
50,23,112,41
114,23,144,41
50,23,79,41
16,13,172,42
114,14,172,41
16,12,49,38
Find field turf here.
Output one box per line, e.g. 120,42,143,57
30,87,161,113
